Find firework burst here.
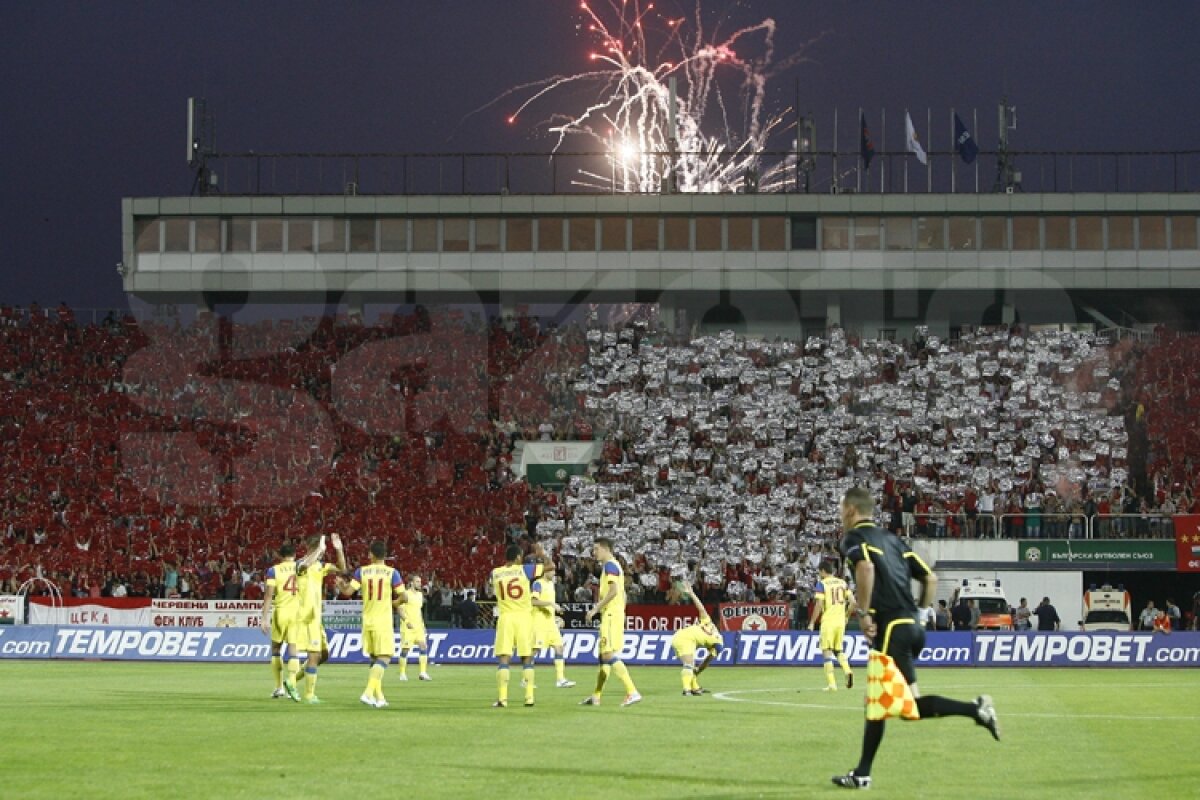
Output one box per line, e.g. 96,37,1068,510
493,1,810,192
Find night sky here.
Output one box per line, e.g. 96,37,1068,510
2,0,1198,311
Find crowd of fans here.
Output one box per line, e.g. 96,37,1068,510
0,303,570,600
0,302,1194,606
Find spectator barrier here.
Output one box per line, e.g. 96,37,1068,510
2,625,1197,666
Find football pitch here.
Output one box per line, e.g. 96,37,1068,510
3,662,1196,799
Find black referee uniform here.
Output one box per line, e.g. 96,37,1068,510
833,519,999,790
840,520,931,685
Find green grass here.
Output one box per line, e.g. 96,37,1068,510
2,662,1197,799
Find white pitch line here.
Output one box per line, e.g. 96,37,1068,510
711,688,1194,720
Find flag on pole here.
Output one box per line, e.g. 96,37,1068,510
905,111,927,165
860,111,875,170
954,113,979,164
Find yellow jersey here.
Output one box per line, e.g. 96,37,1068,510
400,586,425,629
297,563,337,624
348,564,403,629
531,574,558,623
599,559,625,619
674,614,723,650
265,560,300,615
491,562,537,616
815,576,850,627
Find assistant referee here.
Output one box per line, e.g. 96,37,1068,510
831,486,1000,791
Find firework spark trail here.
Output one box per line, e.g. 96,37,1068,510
489,0,810,193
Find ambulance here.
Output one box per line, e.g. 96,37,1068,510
1082,584,1132,632
951,578,1013,630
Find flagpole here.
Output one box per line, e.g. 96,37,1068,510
833,107,839,193
856,107,861,193
880,107,886,193
950,108,956,194
903,108,909,193
927,107,932,193
974,107,980,193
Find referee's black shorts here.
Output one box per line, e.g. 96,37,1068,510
876,618,925,685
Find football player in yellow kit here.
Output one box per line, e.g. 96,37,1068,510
670,588,724,695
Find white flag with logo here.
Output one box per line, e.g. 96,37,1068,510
905,111,927,165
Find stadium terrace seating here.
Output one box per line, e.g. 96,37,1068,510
0,306,570,598
537,326,1135,601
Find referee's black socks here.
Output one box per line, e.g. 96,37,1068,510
916,695,978,719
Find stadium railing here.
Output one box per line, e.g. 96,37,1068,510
1090,513,1176,540
995,513,1091,539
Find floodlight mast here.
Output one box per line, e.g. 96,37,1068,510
187,97,218,196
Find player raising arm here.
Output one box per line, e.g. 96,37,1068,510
397,575,432,682
670,588,723,696
809,558,856,692
341,540,405,709
295,534,346,704
260,543,302,701
581,537,641,707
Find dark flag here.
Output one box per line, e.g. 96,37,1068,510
954,113,979,164
860,112,875,170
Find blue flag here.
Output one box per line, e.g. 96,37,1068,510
954,113,979,164
860,112,875,170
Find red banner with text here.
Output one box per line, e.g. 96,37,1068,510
718,602,792,631
1175,515,1200,573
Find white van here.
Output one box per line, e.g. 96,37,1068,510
1082,585,1132,632
952,578,1013,630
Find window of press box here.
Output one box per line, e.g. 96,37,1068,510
569,217,595,250
980,217,1007,250
695,217,722,250
194,218,221,253
379,218,407,252
1170,216,1197,249
254,218,284,253
443,218,469,252
1139,216,1166,250
948,217,976,250
317,218,346,253
475,218,501,252
135,219,159,253
538,218,563,251
1076,217,1103,250
916,217,945,250
349,218,376,253
758,217,786,250
853,217,880,251
1011,217,1040,250
884,218,912,251
411,219,437,252
664,217,690,250
163,218,191,252
505,219,532,252
632,217,659,250
790,216,817,250
600,216,627,251
820,217,849,250
228,218,252,251
1108,216,1134,250
726,217,752,251
288,219,314,253
1043,217,1071,250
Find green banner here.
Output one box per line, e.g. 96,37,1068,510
526,462,589,488
1019,540,1177,565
